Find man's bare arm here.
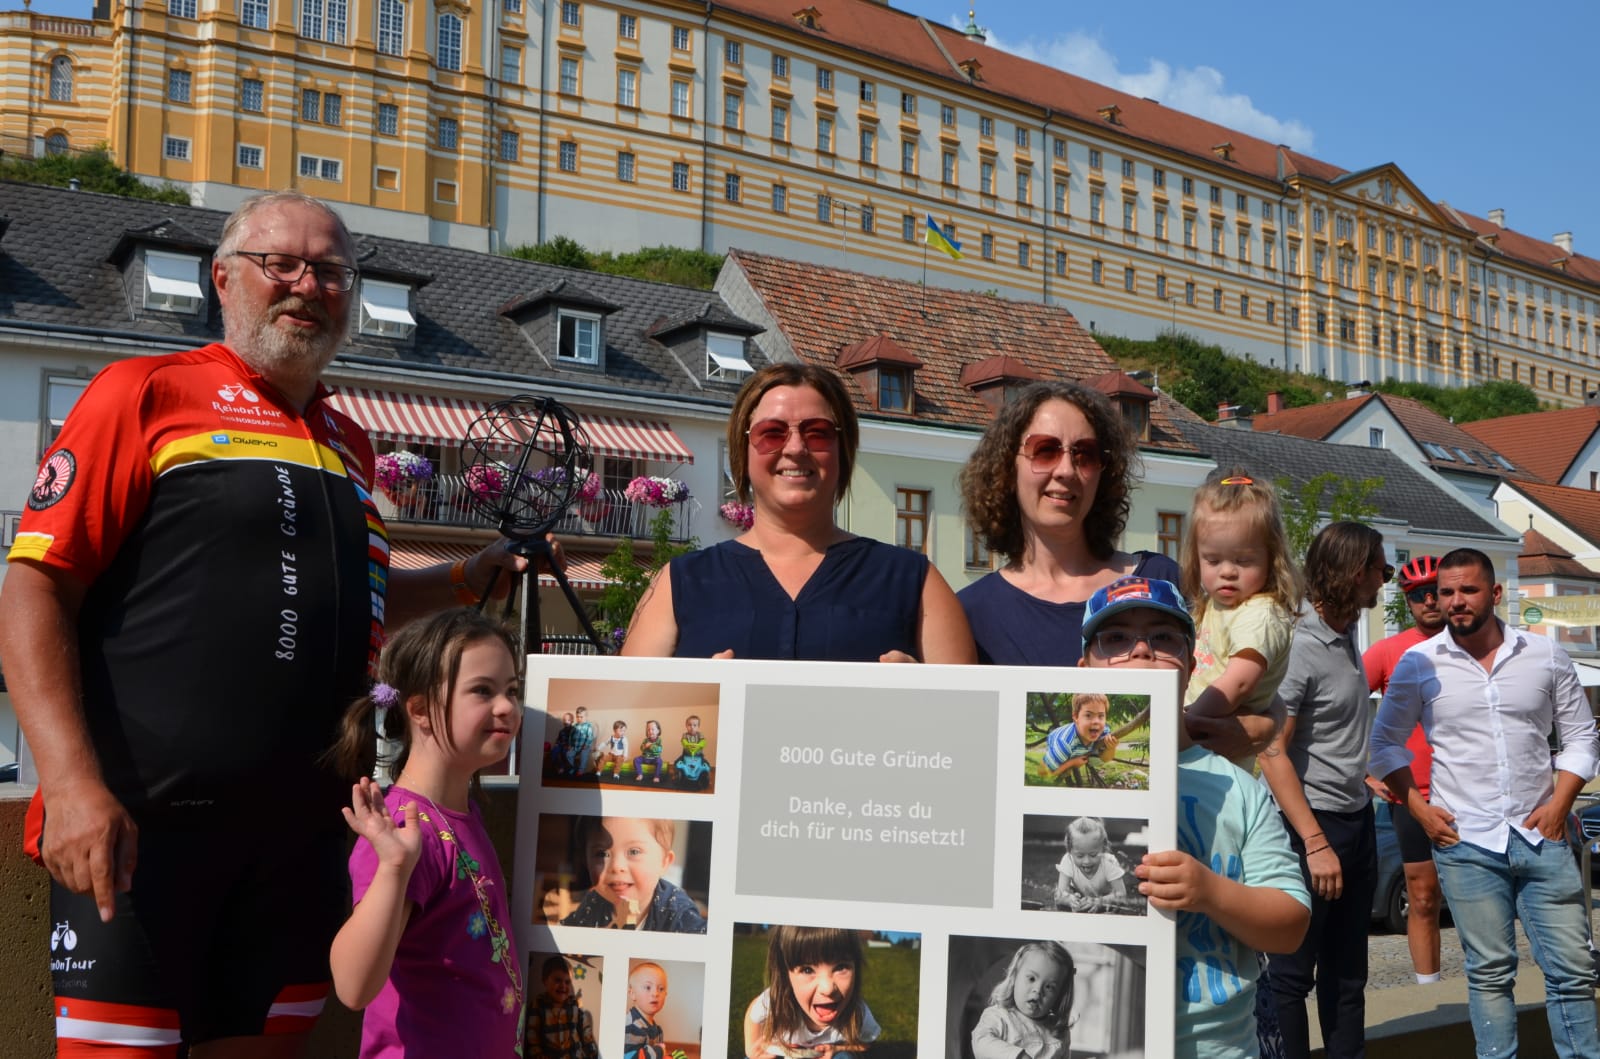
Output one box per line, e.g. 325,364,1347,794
0,560,136,921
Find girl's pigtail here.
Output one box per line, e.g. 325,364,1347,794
328,689,382,781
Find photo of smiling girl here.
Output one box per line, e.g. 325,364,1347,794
534,815,711,932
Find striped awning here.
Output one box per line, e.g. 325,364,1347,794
387,540,642,592
327,388,486,445
326,387,693,464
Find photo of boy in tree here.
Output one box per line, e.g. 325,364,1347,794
1023,691,1150,790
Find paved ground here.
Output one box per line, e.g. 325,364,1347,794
1366,879,1598,990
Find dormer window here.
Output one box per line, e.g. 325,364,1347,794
836,334,922,414
706,332,754,380
557,309,601,364
144,249,204,314
359,278,416,338
879,366,911,412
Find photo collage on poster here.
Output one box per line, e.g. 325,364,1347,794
512,658,1179,1059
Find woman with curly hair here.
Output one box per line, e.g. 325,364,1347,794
957,381,1178,667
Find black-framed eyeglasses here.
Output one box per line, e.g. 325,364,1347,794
231,251,358,292
1381,563,1396,583
1019,434,1104,474
1404,585,1437,604
1089,628,1190,661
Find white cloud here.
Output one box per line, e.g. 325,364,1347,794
971,27,1315,152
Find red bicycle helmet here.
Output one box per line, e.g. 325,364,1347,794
1397,555,1440,591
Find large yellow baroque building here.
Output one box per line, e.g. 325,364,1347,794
8,0,1600,405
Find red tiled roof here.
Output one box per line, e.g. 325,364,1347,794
717,0,1600,287
1506,479,1600,548
726,248,1195,452
837,333,923,368
1518,527,1600,581
958,354,1039,389
1252,392,1518,477
1375,394,1519,478
1448,208,1600,288
1251,394,1371,438
1463,406,1600,484
1082,370,1156,401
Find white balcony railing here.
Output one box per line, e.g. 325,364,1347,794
375,475,691,542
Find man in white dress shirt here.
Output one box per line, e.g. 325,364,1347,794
1370,547,1599,1059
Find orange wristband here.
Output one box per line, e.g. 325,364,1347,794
450,559,479,605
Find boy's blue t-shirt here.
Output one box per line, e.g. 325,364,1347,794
1042,722,1105,771
1174,746,1308,1058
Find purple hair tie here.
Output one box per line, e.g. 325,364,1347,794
371,682,400,708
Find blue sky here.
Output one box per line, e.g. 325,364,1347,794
13,0,1600,255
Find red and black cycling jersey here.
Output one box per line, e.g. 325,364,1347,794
10,343,389,816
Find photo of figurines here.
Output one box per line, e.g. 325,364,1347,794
728,923,919,1059
525,951,602,1059
625,958,705,1059
541,678,720,793
533,814,712,933
1020,814,1150,916
1023,691,1151,791
946,935,1146,1059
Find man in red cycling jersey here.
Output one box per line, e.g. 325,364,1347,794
1363,555,1445,984
0,191,522,1057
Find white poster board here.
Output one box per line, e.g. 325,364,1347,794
513,657,1179,1059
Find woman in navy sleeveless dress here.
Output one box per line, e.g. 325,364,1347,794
956,381,1179,667
623,364,973,663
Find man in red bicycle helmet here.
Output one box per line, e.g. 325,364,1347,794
1363,554,1445,983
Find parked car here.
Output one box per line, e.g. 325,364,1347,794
1372,799,1422,933
1577,799,1600,880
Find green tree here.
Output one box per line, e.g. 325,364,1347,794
0,146,190,204
1275,472,1382,560
505,234,591,269
502,238,725,289
593,509,697,649
1372,378,1539,424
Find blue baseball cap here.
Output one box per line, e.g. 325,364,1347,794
1081,576,1195,653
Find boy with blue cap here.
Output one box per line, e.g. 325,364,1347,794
1080,575,1309,1059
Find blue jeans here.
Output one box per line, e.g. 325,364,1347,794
1433,831,1600,1058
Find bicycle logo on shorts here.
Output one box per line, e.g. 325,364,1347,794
50,921,77,953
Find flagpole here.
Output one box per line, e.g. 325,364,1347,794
921,237,929,317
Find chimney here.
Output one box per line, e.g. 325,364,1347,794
1488,208,1505,228
1215,402,1252,428
1555,232,1574,254
1266,391,1284,415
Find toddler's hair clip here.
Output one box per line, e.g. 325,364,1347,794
1218,475,1255,485
371,682,401,708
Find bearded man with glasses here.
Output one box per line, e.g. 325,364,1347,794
1362,555,1446,986
0,191,524,1057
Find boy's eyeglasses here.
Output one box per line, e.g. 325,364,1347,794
1404,585,1437,604
747,418,839,454
1090,628,1190,661
1019,434,1105,474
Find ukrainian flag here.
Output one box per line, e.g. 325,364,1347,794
925,215,963,260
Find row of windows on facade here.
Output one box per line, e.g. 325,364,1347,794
85,1,1588,321
74,8,1587,320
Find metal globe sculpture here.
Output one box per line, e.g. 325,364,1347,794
459,395,593,540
